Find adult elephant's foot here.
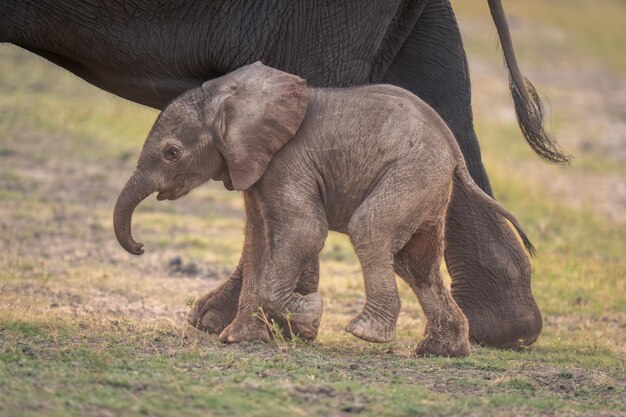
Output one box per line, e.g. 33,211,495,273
445,182,542,349
187,261,243,334
452,285,542,349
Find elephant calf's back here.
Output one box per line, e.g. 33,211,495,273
323,85,456,167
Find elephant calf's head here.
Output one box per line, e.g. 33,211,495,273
113,62,308,255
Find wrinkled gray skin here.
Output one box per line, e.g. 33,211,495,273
114,63,535,356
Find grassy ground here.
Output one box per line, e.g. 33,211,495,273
1,1,625,416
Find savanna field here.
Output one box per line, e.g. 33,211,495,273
1,1,624,416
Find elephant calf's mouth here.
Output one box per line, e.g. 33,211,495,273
156,189,189,200
156,185,192,201
156,174,202,201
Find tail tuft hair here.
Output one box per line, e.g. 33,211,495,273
516,224,536,258
511,76,571,165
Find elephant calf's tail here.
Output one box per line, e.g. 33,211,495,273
454,163,536,257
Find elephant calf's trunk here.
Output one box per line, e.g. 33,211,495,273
113,171,155,255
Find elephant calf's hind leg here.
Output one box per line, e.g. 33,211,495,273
395,223,470,357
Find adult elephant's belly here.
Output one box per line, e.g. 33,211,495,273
93,74,206,109
22,42,378,110
23,46,211,109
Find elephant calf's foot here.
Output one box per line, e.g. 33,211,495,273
346,311,397,343
415,318,471,357
280,293,323,341
187,289,239,334
416,333,470,357
218,316,270,344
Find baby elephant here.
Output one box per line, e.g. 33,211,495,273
114,62,534,357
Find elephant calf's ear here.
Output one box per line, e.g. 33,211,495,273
213,63,308,191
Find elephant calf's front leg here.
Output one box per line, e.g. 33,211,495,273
187,254,322,336
218,193,328,343
346,232,401,342
261,257,326,341
259,211,328,341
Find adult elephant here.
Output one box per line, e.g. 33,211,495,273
0,0,568,348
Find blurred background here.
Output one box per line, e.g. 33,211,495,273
0,0,624,415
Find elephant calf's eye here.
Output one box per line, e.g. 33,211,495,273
164,146,181,161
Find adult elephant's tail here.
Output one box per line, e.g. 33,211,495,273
487,0,571,164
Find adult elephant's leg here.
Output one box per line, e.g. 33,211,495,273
187,257,243,334
187,254,321,334
381,0,541,348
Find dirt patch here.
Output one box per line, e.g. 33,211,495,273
288,384,370,416
0,281,188,323
531,369,616,399
286,346,626,404
0,127,241,266
166,256,232,279
0,125,240,327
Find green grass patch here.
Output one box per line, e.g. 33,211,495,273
1,317,624,417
